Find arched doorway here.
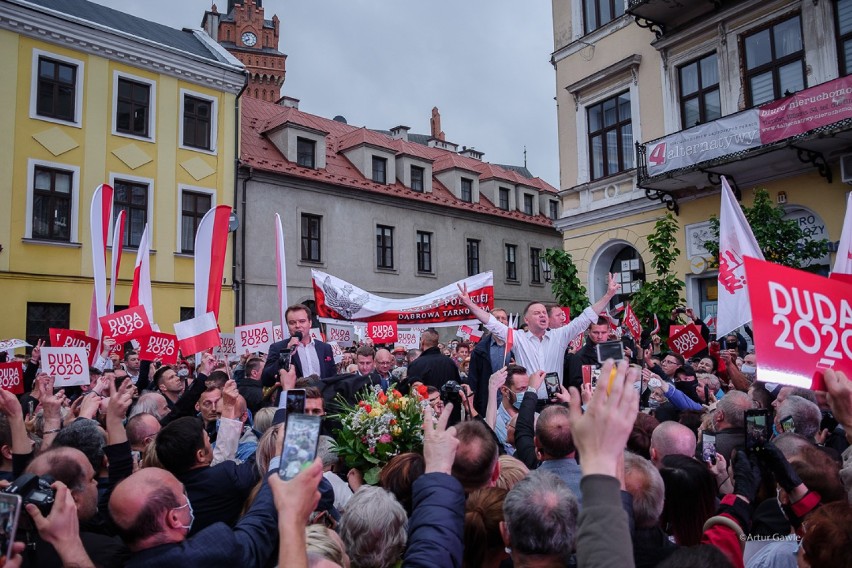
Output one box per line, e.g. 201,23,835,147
589,240,646,310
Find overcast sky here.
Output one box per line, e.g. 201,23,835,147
90,0,560,186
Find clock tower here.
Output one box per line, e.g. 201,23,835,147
202,0,286,102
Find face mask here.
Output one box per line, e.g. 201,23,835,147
741,364,756,374
177,369,189,378
513,391,525,409
174,497,195,532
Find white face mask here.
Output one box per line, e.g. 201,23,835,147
173,496,195,532
741,364,756,374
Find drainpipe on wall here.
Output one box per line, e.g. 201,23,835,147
240,166,253,325
232,71,249,326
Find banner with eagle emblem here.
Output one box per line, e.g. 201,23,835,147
312,269,493,327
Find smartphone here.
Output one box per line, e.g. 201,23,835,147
821,411,838,433
131,451,141,467
595,341,625,364
279,350,292,372
780,415,795,434
745,409,771,453
701,433,716,464
544,372,561,398
278,414,322,480
0,493,21,561
725,339,738,350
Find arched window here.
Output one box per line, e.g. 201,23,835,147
589,241,646,310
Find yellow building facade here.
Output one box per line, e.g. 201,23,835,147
551,0,852,330
0,0,246,344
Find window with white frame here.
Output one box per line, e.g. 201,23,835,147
114,73,155,139
587,91,633,180
179,188,213,253
31,49,84,126
583,0,625,34
180,89,218,152
742,14,805,107
26,159,79,243
113,179,149,248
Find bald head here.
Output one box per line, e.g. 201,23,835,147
715,390,752,429
650,422,696,467
535,405,574,458
27,447,98,521
110,468,185,550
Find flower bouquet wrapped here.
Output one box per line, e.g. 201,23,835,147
331,385,427,485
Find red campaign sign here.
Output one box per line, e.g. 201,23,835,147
367,321,398,343
0,362,24,395
745,257,852,391
561,307,571,322
758,75,852,144
667,323,707,358
623,305,642,340
99,305,153,343
137,332,179,365
50,329,99,366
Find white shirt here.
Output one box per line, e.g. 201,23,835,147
298,340,321,378
484,306,597,397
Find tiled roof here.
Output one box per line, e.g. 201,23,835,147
241,97,558,228
23,0,222,61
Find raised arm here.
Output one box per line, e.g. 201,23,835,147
457,283,495,326
484,367,507,431
589,273,620,316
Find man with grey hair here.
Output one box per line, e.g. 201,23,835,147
711,389,751,460
339,485,408,568
623,452,675,566
129,392,170,420
775,395,822,440
500,470,579,566
649,421,697,468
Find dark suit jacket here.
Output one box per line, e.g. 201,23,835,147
262,339,337,386
178,459,260,536
126,475,279,567
405,347,460,390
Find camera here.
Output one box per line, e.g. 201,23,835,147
440,380,463,407
675,307,686,314
278,350,292,371
3,473,55,529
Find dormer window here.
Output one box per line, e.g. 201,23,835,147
297,137,316,168
499,187,510,210
461,178,473,202
523,194,534,215
372,156,388,184
411,166,425,192
549,200,559,220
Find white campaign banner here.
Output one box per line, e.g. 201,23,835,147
42,347,90,387
327,323,355,347
215,333,239,361
312,270,493,327
235,321,274,354
397,329,421,350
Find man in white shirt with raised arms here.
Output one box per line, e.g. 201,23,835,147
457,274,619,398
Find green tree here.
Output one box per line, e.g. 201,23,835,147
629,213,685,332
703,188,828,270
543,248,589,317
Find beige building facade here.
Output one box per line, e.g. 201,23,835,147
551,0,852,329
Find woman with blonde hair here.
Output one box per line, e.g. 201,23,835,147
494,455,529,491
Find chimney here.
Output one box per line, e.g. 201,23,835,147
430,107,445,141
278,96,299,109
202,5,221,40
390,125,410,141
459,146,484,161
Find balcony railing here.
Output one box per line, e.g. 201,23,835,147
635,75,852,213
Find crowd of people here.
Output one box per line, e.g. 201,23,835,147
0,289,850,568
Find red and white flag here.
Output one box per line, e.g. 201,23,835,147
129,224,154,324
194,205,232,323
88,184,113,339
623,304,642,340
831,193,852,285
108,210,125,314
651,313,660,335
275,213,290,339
716,176,764,338
504,327,514,361
174,312,220,355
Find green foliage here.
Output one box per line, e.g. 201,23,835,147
543,248,589,316
629,213,685,331
703,188,828,270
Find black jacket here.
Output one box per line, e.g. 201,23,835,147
564,339,599,390
468,334,508,416
405,347,460,390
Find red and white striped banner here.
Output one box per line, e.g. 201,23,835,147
88,184,114,339
129,224,154,324
275,213,290,339
108,210,125,314
194,205,232,323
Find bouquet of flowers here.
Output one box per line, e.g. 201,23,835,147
331,385,427,485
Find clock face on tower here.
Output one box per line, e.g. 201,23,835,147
241,31,257,47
